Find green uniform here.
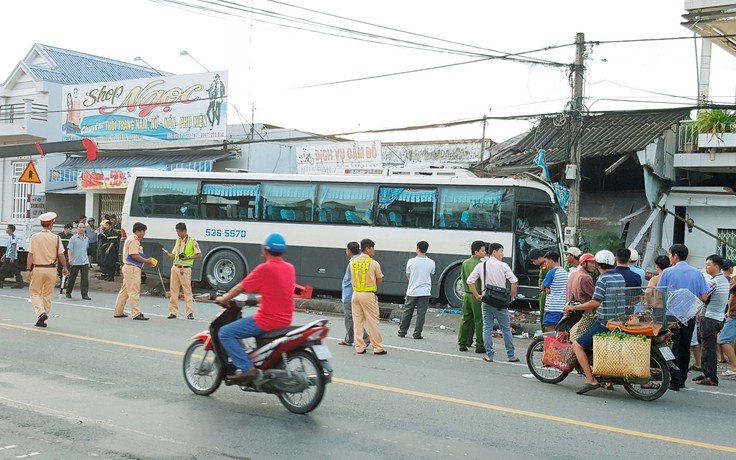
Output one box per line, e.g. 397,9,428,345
457,256,485,352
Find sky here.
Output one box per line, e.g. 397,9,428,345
3,0,736,144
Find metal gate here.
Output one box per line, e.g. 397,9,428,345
717,228,736,260
98,194,124,221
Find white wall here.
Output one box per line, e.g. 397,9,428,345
662,190,736,267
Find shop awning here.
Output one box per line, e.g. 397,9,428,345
49,152,234,182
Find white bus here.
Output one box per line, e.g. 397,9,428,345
122,169,564,308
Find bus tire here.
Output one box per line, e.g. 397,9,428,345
442,265,463,309
205,250,246,291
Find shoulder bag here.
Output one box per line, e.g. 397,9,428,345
481,261,511,309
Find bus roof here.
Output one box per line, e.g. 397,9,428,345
130,169,556,196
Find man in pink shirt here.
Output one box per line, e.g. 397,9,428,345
216,233,296,383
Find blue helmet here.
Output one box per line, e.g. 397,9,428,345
263,233,287,253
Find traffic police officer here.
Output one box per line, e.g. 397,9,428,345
163,222,202,319
27,212,68,327
350,238,387,355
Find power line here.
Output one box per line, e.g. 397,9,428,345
148,0,568,67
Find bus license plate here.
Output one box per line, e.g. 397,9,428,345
659,346,675,361
312,345,332,360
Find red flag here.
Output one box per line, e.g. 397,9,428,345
82,138,98,161
35,142,45,157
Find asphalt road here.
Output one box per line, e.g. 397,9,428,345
1,287,735,459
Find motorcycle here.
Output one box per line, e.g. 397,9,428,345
182,295,333,414
526,291,678,401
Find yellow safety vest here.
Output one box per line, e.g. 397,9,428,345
173,237,197,266
351,256,376,292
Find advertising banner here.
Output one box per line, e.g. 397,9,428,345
295,141,382,173
61,71,228,142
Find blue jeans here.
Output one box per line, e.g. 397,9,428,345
481,304,515,360
219,315,264,372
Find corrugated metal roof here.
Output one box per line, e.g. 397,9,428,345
26,44,166,84
485,109,692,170
53,152,233,170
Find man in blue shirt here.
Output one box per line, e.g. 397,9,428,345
338,241,369,346
657,244,709,390
628,249,646,285
613,248,642,288
66,223,92,300
0,224,24,289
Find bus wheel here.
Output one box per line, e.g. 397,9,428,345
205,251,246,291
442,266,463,309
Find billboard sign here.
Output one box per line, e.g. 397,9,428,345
62,71,227,143
295,141,382,173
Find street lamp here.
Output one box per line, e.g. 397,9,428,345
133,56,162,76
179,50,210,72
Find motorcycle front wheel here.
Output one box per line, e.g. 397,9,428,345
277,349,326,414
622,351,670,401
526,336,570,384
183,339,223,396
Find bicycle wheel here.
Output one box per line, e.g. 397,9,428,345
622,352,670,401
526,337,569,384
183,339,222,396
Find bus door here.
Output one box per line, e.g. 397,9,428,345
514,203,561,302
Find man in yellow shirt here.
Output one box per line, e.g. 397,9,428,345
114,222,156,320
27,212,68,327
163,222,202,319
350,238,386,355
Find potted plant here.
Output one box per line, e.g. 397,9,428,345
696,109,736,149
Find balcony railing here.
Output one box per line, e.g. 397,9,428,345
0,102,48,123
677,120,697,153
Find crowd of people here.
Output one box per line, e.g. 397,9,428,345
13,211,736,392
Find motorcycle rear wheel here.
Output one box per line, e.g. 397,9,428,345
183,339,223,395
276,350,326,414
622,352,670,401
526,336,570,384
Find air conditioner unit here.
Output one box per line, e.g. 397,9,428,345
564,226,576,246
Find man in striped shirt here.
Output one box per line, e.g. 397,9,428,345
541,251,569,332
566,250,626,395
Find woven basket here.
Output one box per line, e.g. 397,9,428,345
592,334,651,379
569,313,596,342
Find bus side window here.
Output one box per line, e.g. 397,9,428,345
377,187,436,228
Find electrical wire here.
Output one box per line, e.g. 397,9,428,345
148,0,568,67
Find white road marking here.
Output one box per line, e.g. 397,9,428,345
0,445,17,450
15,453,40,458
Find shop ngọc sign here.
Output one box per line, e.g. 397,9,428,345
61,71,228,143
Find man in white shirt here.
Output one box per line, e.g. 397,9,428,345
398,241,436,339
467,242,519,363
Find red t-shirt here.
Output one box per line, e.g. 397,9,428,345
241,257,295,331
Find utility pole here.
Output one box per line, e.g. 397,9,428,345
566,32,585,246
479,114,487,163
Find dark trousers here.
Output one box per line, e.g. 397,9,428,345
0,259,23,286
102,252,116,280
343,301,368,344
399,296,430,337
699,317,724,383
67,264,89,297
670,317,696,388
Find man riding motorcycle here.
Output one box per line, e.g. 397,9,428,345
564,250,626,395
215,233,296,383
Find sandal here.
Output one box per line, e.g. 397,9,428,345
640,382,661,390
695,378,718,386
482,356,493,363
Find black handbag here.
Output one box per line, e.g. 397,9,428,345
481,262,510,309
